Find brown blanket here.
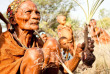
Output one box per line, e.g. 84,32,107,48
0,31,26,74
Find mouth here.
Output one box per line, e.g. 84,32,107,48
30,21,39,25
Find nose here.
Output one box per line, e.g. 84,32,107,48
31,12,40,20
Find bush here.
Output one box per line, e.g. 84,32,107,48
97,17,110,29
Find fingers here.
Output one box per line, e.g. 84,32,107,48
88,37,94,53
88,45,94,48
88,37,91,41
89,48,94,53
77,43,82,48
81,42,85,50
76,43,83,54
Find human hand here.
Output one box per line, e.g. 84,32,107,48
81,37,95,67
75,37,94,58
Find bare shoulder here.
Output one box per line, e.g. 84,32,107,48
44,38,58,46
43,38,59,51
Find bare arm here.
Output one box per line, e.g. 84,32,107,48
63,46,81,73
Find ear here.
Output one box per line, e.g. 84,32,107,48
9,16,17,25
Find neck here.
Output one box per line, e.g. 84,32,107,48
14,26,34,47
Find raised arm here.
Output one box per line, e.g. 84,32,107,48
63,45,82,73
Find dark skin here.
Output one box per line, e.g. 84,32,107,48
8,1,43,74
57,15,76,56
5,1,94,74
59,37,94,58
13,1,40,47
42,37,94,74
7,1,83,73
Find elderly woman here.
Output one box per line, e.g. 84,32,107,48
0,0,44,74
0,0,94,74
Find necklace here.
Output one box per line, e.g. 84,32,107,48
13,31,28,49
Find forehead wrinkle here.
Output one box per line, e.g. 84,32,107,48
18,1,38,11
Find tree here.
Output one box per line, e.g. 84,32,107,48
32,0,79,37
32,0,77,27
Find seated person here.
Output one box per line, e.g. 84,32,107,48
59,37,74,61
40,32,50,42
57,15,76,54
89,19,110,44
59,36,95,68
0,0,94,74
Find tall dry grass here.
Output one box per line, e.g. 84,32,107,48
74,29,110,74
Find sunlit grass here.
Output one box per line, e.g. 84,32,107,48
75,38,110,74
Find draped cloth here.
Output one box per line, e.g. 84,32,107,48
0,31,26,74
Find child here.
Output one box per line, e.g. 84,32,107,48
57,15,73,38
59,37,76,61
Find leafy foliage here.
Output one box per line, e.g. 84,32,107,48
97,17,110,29
32,0,80,37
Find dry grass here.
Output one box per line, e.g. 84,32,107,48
74,29,110,74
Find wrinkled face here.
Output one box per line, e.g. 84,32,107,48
57,16,66,25
89,20,96,27
15,1,40,30
41,34,48,42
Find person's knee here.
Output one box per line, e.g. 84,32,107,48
25,47,44,61
20,48,44,74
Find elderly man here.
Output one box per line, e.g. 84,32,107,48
0,0,94,74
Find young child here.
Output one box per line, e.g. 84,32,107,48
57,15,73,38
89,19,110,44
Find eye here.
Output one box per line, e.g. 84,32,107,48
35,11,40,15
25,10,32,14
70,41,73,43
